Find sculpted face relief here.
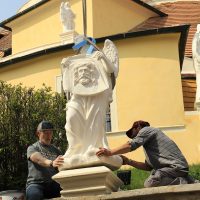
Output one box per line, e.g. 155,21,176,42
74,62,95,86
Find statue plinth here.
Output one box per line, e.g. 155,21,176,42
60,30,77,44
52,166,123,198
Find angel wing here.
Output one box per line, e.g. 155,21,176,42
103,39,119,78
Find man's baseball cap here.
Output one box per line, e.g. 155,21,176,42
126,120,150,138
37,120,54,132
126,127,133,139
126,122,137,138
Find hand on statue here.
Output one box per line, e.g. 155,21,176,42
120,155,130,165
96,147,112,157
52,155,64,168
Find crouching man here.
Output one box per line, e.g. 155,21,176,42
96,120,198,187
26,120,64,200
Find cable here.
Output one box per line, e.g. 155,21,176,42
82,0,87,37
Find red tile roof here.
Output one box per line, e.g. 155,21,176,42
0,33,11,51
0,28,10,36
0,31,11,58
132,1,200,57
0,51,4,58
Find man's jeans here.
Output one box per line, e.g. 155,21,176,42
26,181,61,200
143,167,192,188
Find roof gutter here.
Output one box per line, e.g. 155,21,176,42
0,24,190,69
131,0,167,16
100,25,189,69
178,25,190,68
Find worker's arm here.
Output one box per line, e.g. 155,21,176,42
30,152,64,168
96,141,131,157
120,155,152,171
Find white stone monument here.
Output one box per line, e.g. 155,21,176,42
192,24,200,110
61,39,122,170
60,0,77,44
53,39,123,197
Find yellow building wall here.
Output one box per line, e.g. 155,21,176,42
6,0,158,55
0,32,184,128
0,50,73,90
114,33,184,129
107,113,200,166
7,0,86,54
92,0,158,38
0,32,199,166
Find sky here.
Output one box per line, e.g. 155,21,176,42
0,0,29,23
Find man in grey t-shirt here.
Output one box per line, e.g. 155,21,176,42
26,121,64,200
96,120,198,187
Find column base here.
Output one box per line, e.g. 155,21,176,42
52,166,123,198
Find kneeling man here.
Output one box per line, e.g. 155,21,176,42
96,120,198,187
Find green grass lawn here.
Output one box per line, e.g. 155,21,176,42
117,164,200,190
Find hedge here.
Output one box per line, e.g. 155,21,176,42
0,81,67,190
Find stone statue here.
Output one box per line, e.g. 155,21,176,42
60,0,75,32
192,24,200,110
60,39,122,170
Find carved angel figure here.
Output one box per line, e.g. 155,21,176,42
192,24,200,109
60,39,122,170
60,1,75,32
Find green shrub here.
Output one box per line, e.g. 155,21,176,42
0,81,67,191
189,164,200,180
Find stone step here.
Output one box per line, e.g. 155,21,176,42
54,183,200,200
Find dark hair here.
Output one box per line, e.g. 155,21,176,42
132,120,150,129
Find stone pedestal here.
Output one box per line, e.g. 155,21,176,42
60,30,77,44
52,166,123,198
